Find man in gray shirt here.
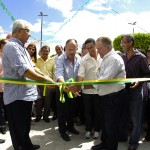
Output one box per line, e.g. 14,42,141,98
2,19,55,150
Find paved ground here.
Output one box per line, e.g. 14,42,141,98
1,116,150,150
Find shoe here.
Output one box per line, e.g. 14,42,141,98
0,139,5,144
91,142,106,150
93,131,99,139
128,146,137,150
35,117,41,122
68,128,79,135
28,144,40,150
43,117,50,123
61,133,70,141
85,131,91,139
142,137,150,142
0,126,6,134
31,119,35,125
52,115,57,121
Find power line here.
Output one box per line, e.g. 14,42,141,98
97,0,149,33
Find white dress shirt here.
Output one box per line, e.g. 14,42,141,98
78,52,102,94
93,50,126,96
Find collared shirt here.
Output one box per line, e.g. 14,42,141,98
78,52,102,94
36,57,55,80
0,53,3,92
55,52,81,81
94,50,126,96
2,38,39,105
122,50,150,78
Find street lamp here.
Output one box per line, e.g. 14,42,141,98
128,22,137,34
38,12,48,48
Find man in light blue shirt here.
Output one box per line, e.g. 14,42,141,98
55,39,81,141
2,19,55,150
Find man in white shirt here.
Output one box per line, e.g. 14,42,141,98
70,37,126,150
90,37,126,150
78,38,102,139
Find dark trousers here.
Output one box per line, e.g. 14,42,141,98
35,86,52,118
83,94,101,132
0,92,5,126
76,92,85,124
51,87,58,117
57,92,77,135
144,98,150,140
6,100,33,150
100,90,124,150
118,87,143,148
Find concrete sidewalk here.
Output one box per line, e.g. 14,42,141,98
1,117,150,150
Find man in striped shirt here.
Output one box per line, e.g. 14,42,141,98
2,19,55,150
120,34,150,150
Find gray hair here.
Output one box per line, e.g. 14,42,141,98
12,19,30,34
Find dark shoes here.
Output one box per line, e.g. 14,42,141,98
43,117,50,123
91,142,106,150
0,139,5,144
128,146,137,150
35,117,41,122
35,117,50,123
28,144,40,150
61,133,70,141
0,126,6,134
68,128,79,135
52,115,57,121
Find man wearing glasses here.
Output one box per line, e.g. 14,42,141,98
2,19,55,150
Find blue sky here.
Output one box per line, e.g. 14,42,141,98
0,0,150,53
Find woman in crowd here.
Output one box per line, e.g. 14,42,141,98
0,39,8,143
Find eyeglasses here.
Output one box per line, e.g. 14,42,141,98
19,28,30,33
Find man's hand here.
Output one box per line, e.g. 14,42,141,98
130,81,140,89
69,85,81,93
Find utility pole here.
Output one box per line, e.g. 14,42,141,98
38,12,48,48
128,22,137,34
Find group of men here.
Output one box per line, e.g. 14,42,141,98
1,19,150,150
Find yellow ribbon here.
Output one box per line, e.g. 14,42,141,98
59,78,75,103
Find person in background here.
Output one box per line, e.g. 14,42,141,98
78,38,102,139
55,39,81,141
120,34,150,150
0,39,8,144
81,43,88,57
2,19,55,150
51,45,64,121
26,43,38,124
53,45,64,62
35,45,55,123
26,43,37,63
142,47,150,142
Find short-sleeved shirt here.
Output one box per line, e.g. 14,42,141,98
78,52,102,94
2,38,39,105
36,57,55,80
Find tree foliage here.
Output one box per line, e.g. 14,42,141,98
113,33,150,53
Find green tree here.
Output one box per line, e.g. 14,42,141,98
113,33,150,53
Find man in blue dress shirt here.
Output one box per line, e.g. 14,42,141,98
2,19,55,150
55,39,81,141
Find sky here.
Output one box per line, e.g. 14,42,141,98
0,0,150,54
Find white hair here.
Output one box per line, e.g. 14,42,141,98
12,19,30,33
